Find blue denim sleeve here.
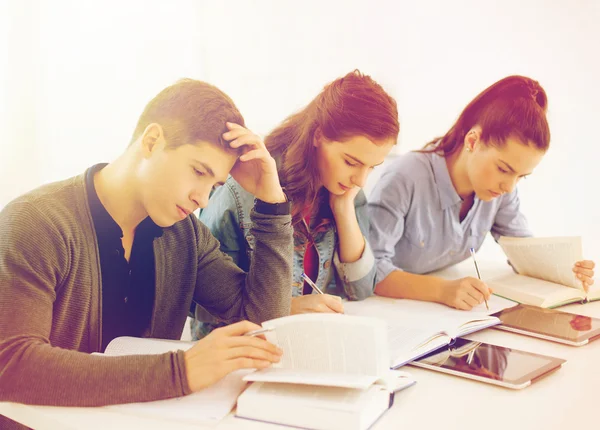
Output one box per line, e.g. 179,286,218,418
331,190,376,301
197,181,247,270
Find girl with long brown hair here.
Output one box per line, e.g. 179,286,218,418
369,75,595,310
192,70,399,337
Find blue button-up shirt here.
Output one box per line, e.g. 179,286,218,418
368,151,532,281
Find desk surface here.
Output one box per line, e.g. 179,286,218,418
2,261,599,430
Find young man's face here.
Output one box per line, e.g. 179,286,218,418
137,135,237,227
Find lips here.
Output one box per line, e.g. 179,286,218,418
339,183,351,191
177,206,191,218
489,190,501,197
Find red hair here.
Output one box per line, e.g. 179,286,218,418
422,75,550,155
265,70,399,233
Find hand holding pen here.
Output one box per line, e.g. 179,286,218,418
289,273,344,314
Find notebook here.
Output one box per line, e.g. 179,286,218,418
344,294,517,368
489,236,600,308
238,313,415,430
98,336,249,425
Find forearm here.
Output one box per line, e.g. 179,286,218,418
374,269,447,303
243,209,293,321
0,340,190,406
333,209,365,263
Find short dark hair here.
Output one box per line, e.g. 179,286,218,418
130,79,245,151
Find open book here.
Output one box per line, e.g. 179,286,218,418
238,313,415,430
489,236,600,308
98,336,249,426
344,295,516,369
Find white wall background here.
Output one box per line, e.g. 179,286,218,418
1,0,599,261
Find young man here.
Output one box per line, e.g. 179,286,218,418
0,79,293,428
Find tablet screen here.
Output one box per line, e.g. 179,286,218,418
414,338,564,386
495,304,600,344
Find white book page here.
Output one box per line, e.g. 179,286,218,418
588,284,600,301
250,314,389,384
241,381,385,412
344,296,512,366
101,337,244,425
106,369,251,425
103,336,195,356
489,273,585,307
498,236,583,289
244,368,378,390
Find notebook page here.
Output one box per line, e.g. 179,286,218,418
104,336,195,356
489,273,585,307
106,369,251,425
257,314,389,381
101,337,244,425
498,236,583,289
345,296,513,365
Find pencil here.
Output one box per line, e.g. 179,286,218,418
469,247,489,310
301,273,324,295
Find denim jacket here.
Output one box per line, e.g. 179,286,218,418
192,176,376,339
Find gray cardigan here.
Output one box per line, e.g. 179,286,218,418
0,171,293,413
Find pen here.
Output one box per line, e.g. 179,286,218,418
244,327,275,337
301,273,324,295
469,247,489,310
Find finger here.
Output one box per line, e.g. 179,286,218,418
239,148,270,162
576,260,595,270
228,133,263,150
577,274,594,284
470,280,491,299
573,267,594,278
225,357,273,374
225,122,246,131
223,127,252,141
323,295,344,313
466,287,484,304
461,293,480,308
226,336,283,355
316,304,337,313
215,320,261,337
455,299,473,311
225,346,282,363
582,282,589,293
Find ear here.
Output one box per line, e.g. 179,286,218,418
464,125,482,152
140,123,165,157
313,127,323,148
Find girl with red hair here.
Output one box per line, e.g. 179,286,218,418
192,70,399,337
369,75,595,310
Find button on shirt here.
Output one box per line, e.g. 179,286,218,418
85,164,163,351
368,151,532,281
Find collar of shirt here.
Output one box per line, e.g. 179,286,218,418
430,152,463,211
85,163,163,241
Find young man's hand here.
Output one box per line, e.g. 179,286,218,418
438,277,492,310
290,295,344,314
224,123,286,203
183,320,282,392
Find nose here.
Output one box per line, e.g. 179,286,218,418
352,167,370,188
191,188,211,209
501,176,519,194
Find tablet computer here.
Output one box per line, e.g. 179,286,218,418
493,304,600,346
409,338,565,389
